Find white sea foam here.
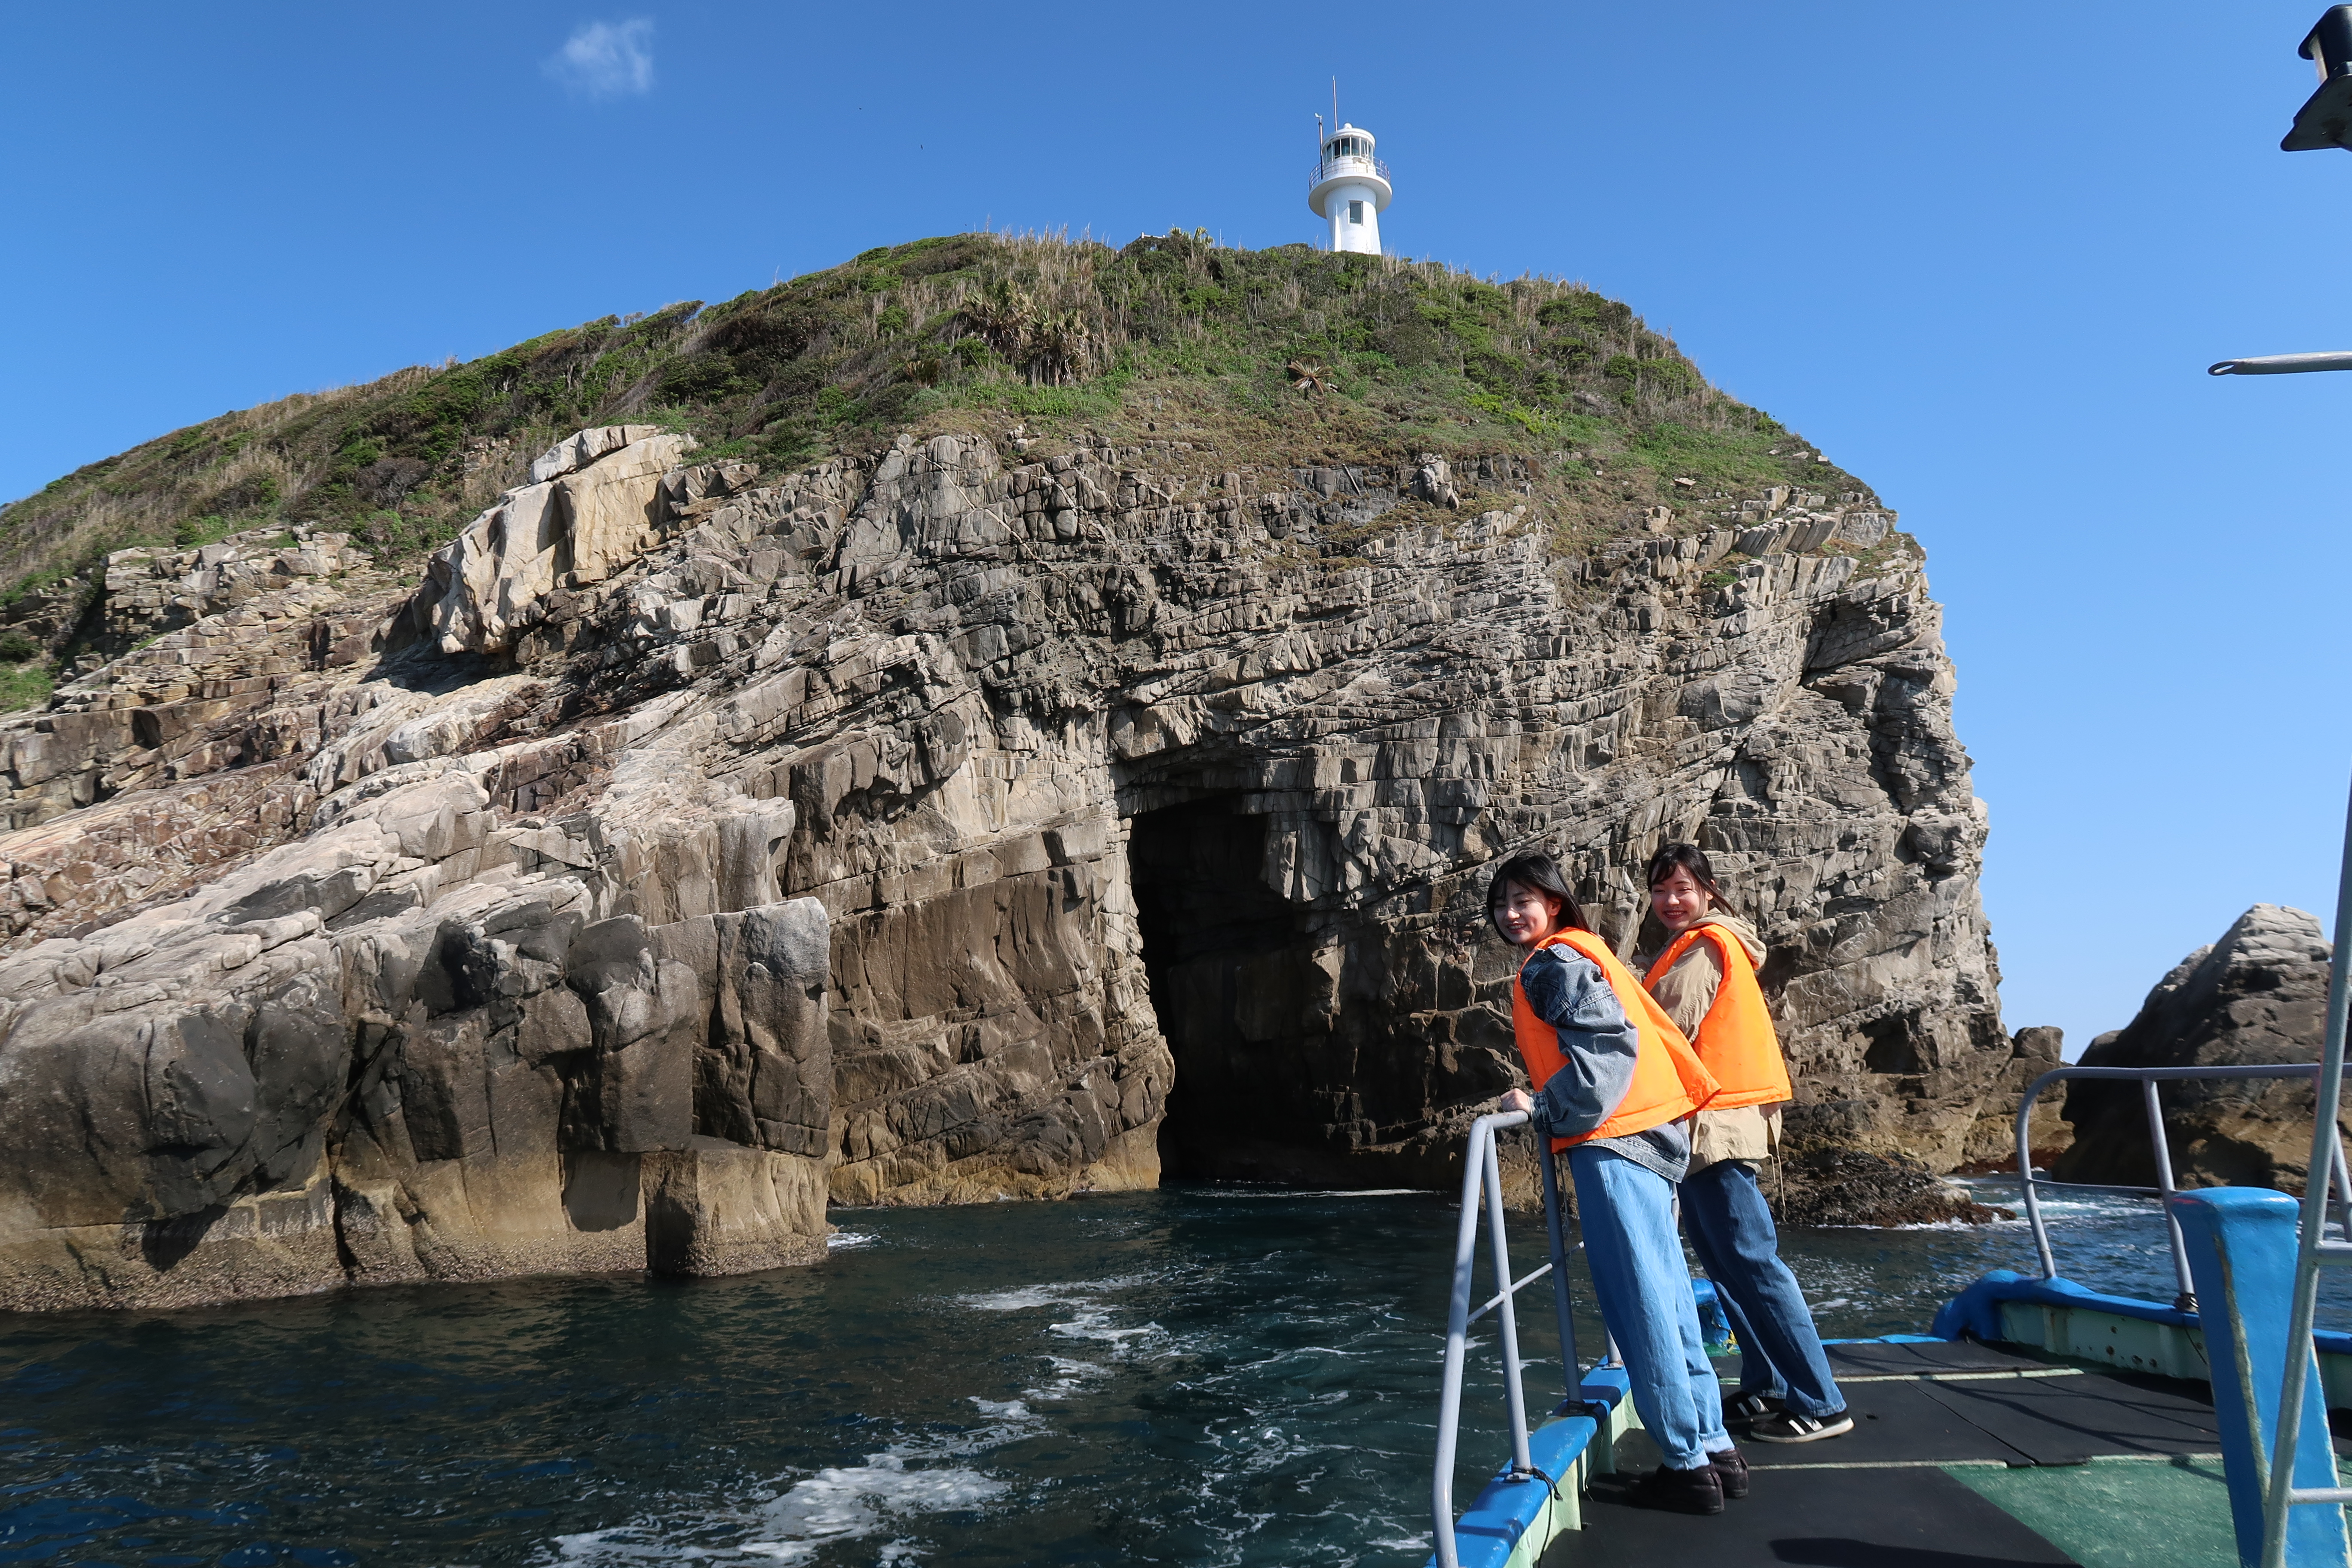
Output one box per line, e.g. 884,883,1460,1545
1049,1311,1161,1346
957,1274,1148,1313
546,1397,1038,1565
959,1274,1172,1360
1369,1533,1436,1554
827,1230,880,1250
1193,1188,1424,1199
736,1453,1007,1562
969,1397,1031,1420
1026,1356,1106,1398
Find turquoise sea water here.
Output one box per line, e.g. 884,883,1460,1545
3,1176,2346,1568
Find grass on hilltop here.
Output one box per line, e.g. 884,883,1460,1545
0,230,1872,603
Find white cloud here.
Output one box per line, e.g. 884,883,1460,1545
545,19,655,100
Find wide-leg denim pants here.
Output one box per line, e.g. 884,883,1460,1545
1568,1145,1729,1470
1681,1157,1845,1418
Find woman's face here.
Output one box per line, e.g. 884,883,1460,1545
1651,866,1713,934
1492,881,1564,949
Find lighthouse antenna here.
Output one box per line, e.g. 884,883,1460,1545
1332,77,1339,132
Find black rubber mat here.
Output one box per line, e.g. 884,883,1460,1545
1569,1463,2076,1566
1739,1381,2033,1468
1824,1339,2056,1377
1913,1375,2220,1464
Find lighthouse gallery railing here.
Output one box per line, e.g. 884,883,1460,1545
1307,153,1391,190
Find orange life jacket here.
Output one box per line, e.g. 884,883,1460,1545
1644,922,1793,1111
1511,927,1720,1152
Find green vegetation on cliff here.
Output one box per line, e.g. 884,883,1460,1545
0,230,1868,601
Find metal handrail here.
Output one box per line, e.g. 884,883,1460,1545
1431,1111,1581,1568
2263,784,2352,1565
2012,1063,2352,1307
1307,153,1392,190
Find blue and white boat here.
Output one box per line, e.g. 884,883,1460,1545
1426,1062,2352,1568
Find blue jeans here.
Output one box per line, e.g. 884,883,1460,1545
1569,1146,1730,1469
1681,1158,1845,1418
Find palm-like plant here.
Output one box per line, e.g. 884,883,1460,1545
1029,310,1093,386
963,279,1039,358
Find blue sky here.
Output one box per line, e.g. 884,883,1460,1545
4,2,2349,1055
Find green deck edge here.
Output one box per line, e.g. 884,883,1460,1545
1945,1455,2239,1568
1996,1300,2352,1407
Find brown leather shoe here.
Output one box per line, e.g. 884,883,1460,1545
1626,1461,1725,1515
1709,1447,1749,1500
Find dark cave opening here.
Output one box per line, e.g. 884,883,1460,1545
1129,798,1344,1182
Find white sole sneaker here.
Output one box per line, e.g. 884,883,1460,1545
1745,1410,1855,1444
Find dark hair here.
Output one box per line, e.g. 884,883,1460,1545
1486,852,1591,938
1646,842,1727,908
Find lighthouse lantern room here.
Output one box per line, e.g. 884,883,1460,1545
1308,121,1391,254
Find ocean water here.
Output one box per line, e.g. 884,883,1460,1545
5,1175,2348,1568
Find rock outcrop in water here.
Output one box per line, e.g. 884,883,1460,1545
1768,1147,2012,1228
2057,903,2334,1192
0,236,2030,1307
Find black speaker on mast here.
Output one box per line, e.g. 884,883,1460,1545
2283,6,2352,150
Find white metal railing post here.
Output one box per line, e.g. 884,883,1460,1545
1431,1110,1597,1565
2141,1076,2199,1306
2015,1068,2062,1279
1535,1125,1582,1397
2257,775,2352,1568
1482,1131,1535,1476
2013,1063,2346,1289
2332,1135,2352,1245
1432,1111,1526,1568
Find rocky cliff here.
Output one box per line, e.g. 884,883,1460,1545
0,233,2021,1308
2058,903,2335,1191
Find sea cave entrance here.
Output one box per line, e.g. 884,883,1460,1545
1128,797,1355,1183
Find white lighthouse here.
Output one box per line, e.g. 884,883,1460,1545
1308,121,1391,255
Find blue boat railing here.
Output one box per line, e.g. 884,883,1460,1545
1431,1110,1582,1568
2012,1063,2352,1308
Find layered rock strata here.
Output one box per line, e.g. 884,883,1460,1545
0,416,2018,1306
2058,903,2336,1191
99,526,372,664
0,725,835,1310
1955,1024,2071,1170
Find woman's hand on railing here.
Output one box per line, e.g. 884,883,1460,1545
1500,1088,1534,1115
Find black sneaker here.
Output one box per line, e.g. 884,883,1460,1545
1746,1408,1855,1444
1626,1462,1725,1515
1722,1390,1783,1427
1708,1448,1749,1500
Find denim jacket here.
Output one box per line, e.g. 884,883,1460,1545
1519,943,1690,1182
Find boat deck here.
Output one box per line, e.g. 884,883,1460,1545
1553,1339,2348,1567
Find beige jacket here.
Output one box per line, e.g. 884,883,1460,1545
1647,913,1781,1171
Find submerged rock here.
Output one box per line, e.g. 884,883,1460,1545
1769,1147,2011,1228
0,407,2016,1308
2056,903,2335,1192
